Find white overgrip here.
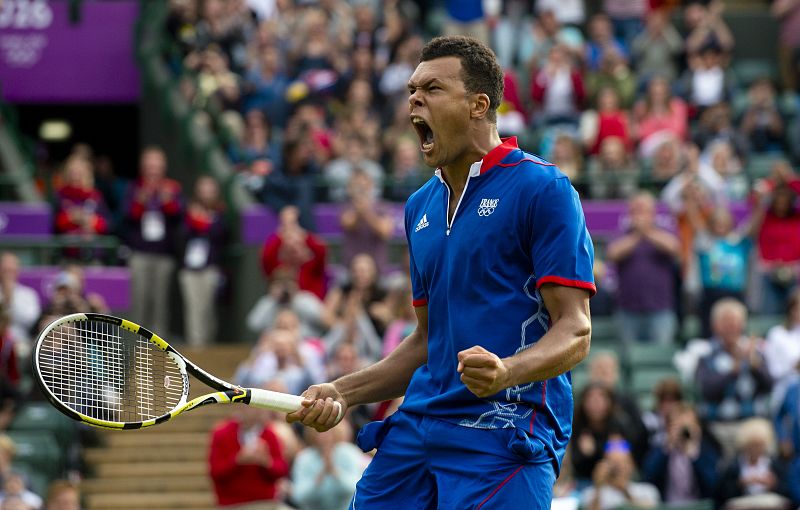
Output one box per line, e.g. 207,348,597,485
248,388,344,422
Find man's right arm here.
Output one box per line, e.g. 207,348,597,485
286,305,428,431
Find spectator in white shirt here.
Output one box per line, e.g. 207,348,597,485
763,288,800,407
0,253,40,350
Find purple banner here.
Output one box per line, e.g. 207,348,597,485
0,0,140,103
18,266,130,311
0,201,51,236
241,201,753,246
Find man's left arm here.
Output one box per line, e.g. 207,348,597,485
457,284,591,397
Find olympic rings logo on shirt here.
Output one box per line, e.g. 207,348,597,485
477,198,499,217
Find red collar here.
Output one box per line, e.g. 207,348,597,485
479,136,519,175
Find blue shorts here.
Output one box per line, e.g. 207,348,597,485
350,411,557,510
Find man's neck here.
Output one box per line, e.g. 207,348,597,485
441,128,502,190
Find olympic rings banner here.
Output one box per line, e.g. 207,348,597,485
0,0,139,103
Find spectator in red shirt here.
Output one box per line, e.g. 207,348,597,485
54,155,111,261
261,206,327,300
208,404,291,509
751,162,800,314
123,146,184,336
581,87,632,156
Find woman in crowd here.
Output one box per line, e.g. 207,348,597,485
572,384,630,485
291,422,367,510
633,76,689,158
717,418,790,508
54,155,111,261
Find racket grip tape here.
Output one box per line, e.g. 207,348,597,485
248,388,344,423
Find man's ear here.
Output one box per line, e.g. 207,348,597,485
471,93,491,120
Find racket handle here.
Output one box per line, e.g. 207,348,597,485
248,388,344,423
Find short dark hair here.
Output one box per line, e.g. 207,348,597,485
420,36,504,122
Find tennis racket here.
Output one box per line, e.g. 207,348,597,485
33,312,341,430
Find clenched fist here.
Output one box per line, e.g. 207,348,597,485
456,345,511,398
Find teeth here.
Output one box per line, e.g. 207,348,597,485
412,118,425,125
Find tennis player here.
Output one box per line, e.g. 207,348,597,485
287,35,595,509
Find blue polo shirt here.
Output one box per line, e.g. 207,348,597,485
400,137,595,467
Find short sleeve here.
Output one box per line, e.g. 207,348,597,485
530,177,596,295
404,206,428,307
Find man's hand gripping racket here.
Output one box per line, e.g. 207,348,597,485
33,313,343,430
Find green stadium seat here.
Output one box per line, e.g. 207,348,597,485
6,431,63,479
746,154,787,180
10,402,77,450
570,368,590,394
591,317,619,342
733,59,778,88
630,368,681,404
625,343,678,369
748,314,783,337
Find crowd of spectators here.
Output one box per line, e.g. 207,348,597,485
2,0,800,509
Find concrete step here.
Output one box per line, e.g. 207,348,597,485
101,431,208,448
85,491,215,510
93,461,206,478
82,476,211,494
85,446,206,464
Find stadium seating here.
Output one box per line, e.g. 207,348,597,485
7,430,63,480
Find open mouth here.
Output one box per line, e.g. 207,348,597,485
412,117,435,153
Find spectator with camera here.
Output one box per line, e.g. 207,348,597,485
642,403,721,504
261,206,327,300
247,268,326,340
581,438,661,510
340,170,394,274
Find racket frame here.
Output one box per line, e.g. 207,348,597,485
33,313,301,430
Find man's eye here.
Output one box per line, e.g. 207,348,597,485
430,86,440,91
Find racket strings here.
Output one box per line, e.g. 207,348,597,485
38,321,186,423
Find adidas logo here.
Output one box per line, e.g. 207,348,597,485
415,213,429,232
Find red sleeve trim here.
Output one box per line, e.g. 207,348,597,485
536,276,597,296
412,298,428,307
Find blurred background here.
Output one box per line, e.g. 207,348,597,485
1,0,800,509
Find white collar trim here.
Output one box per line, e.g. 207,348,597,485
434,160,483,183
